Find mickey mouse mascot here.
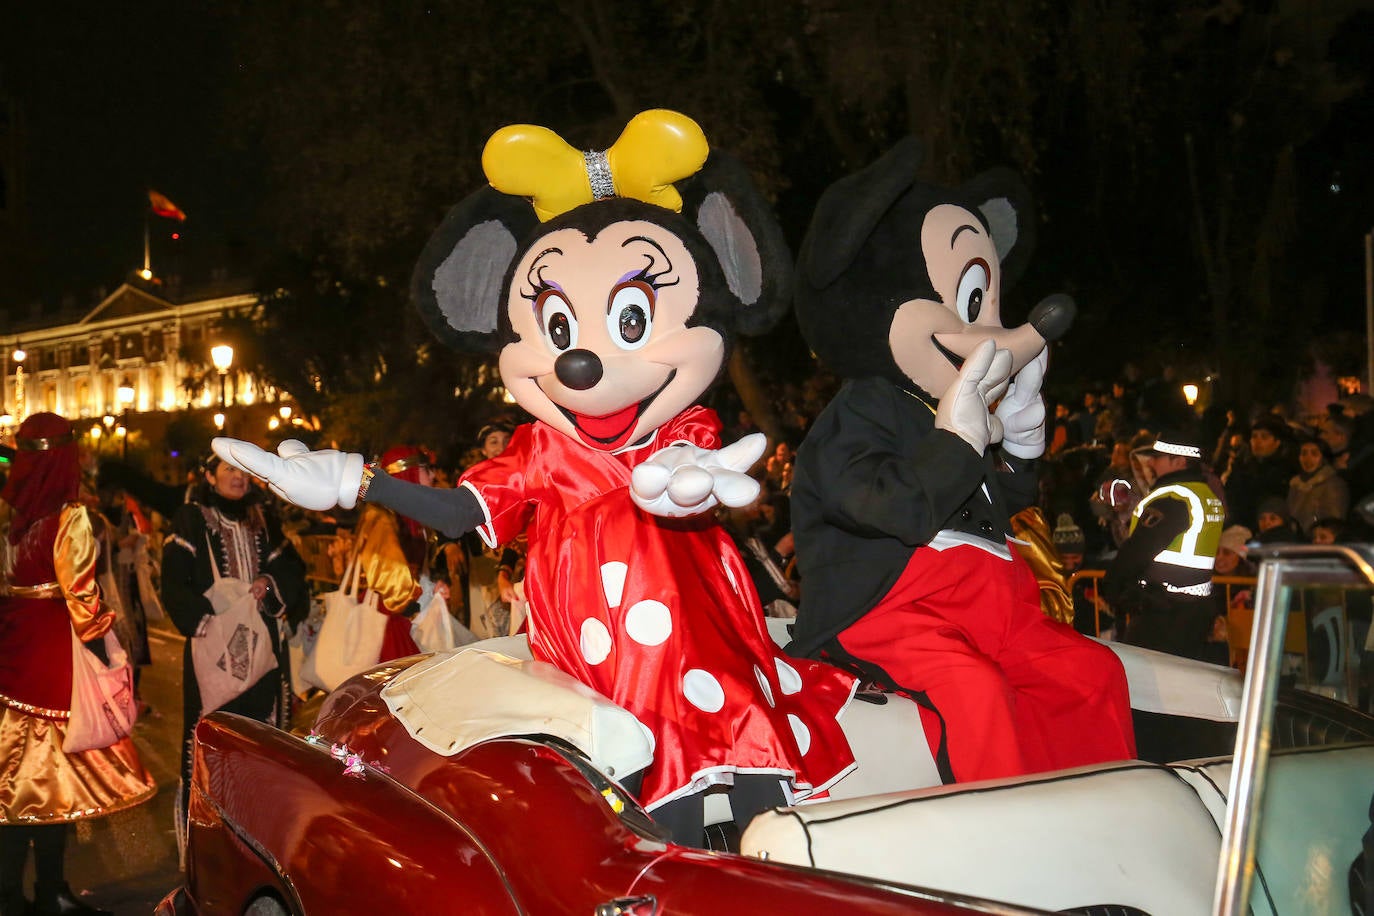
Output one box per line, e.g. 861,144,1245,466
214,111,856,844
787,138,1135,783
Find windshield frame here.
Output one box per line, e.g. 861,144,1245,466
1213,543,1374,916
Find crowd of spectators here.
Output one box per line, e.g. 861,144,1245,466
15,358,1372,702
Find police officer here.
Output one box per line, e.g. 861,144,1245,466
1102,431,1225,661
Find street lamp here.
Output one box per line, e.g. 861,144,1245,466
116,376,135,458
10,346,26,423
210,344,233,409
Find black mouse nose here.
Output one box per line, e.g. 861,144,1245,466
1029,293,1077,343
555,349,604,390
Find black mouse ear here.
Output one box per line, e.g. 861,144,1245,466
410,187,539,352
680,152,793,336
798,137,924,291
962,167,1035,291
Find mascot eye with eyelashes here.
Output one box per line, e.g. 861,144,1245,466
212,109,860,848
607,279,653,349
533,286,578,352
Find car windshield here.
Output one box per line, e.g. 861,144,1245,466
1219,543,1374,916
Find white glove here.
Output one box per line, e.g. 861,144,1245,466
994,349,1048,460
933,340,1013,456
211,438,366,511
630,432,767,518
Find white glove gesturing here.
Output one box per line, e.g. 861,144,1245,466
994,349,1049,460
630,432,767,518
211,438,366,511
933,339,1014,456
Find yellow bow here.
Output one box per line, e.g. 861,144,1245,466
482,110,709,222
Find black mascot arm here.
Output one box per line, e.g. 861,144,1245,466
1100,497,1190,602
813,386,984,546
367,473,485,540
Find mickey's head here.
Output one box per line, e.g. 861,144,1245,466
412,111,790,451
795,137,1073,400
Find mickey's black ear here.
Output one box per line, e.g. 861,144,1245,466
962,167,1036,291
798,137,924,291
679,153,792,337
410,187,539,352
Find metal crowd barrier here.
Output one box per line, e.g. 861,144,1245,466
1069,568,1372,705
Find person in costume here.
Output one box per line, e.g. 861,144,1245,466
344,444,442,662
1102,431,1226,662
1,413,156,916
213,110,857,845
457,425,524,637
160,451,308,847
787,138,1135,784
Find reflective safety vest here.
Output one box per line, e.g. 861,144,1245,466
1129,479,1225,596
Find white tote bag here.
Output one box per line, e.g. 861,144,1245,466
288,596,326,697
191,538,278,714
64,628,139,754
135,535,167,622
411,591,457,653
302,550,387,691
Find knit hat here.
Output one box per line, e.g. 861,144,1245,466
1052,513,1086,556
1218,525,1252,557
1257,496,1290,521
1250,414,1291,440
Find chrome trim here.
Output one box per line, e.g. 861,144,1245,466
1213,543,1374,916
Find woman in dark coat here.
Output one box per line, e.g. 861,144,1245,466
161,452,307,848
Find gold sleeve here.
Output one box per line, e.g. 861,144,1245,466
55,503,113,641
1010,506,1075,625
353,507,422,614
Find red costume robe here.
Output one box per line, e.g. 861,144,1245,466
0,502,155,824
460,408,857,809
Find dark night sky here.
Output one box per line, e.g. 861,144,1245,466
5,2,1373,365
3,4,253,309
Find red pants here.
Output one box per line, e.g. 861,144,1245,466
838,542,1135,782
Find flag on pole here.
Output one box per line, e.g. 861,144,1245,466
148,189,186,222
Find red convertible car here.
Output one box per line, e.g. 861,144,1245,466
159,544,1374,915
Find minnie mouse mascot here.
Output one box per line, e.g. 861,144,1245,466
787,138,1135,783
214,111,856,844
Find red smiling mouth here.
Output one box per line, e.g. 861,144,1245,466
557,370,677,451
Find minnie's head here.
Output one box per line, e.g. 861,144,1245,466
412,110,791,451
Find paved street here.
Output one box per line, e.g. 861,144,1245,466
64,620,186,915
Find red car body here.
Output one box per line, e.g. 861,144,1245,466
157,659,1049,915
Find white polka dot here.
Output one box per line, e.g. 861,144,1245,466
624,600,673,646
580,618,612,665
682,669,726,713
775,658,803,695
754,665,775,707
600,562,628,608
788,714,811,755
722,559,740,592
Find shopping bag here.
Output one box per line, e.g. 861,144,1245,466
191,541,278,714
64,628,138,754
135,536,167,622
303,552,387,691
411,591,457,653
288,596,326,697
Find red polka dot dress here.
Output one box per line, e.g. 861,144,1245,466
459,408,857,810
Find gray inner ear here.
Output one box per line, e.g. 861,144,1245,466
697,192,763,305
432,219,517,334
977,197,1018,262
